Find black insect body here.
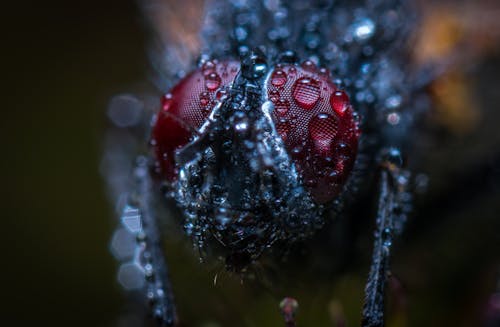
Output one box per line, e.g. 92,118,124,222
105,1,429,326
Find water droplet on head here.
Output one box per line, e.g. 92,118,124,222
253,62,268,77
276,119,291,141
293,77,320,110
301,60,316,71
335,142,352,158
241,49,268,79
235,119,249,132
232,110,249,133
319,67,329,77
330,90,350,115
327,169,339,180
275,99,290,116
309,113,338,154
205,72,221,91
199,92,210,107
269,89,280,103
291,144,304,156
161,93,173,112
202,60,216,74
271,69,287,87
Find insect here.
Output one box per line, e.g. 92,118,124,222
103,0,451,325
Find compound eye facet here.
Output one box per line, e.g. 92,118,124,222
151,60,240,180
266,61,360,204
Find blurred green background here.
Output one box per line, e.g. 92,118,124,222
3,1,500,326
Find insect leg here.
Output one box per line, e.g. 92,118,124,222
361,148,410,327
124,156,177,326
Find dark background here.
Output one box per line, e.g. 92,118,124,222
3,1,144,325
3,1,500,326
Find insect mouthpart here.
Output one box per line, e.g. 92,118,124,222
151,51,360,267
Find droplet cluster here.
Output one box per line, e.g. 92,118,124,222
267,62,360,203
152,60,240,180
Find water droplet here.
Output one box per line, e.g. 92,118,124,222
335,143,352,162
253,62,268,77
327,169,339,180
199,92,210,107
184,222,194,235
202,60,216,74
330,90,350,115
269,89,280,102
291,145,304,157
387,112,401,125
385,94,402,109
271,69,287,87
161,93,173,112
352,18,375,41
292,77,320,110
309,113,338,154
301,60,316,71
276,119,291,141
381,147,403,168
275,99,290,116
241,50,268,79
235,119,249,132
144,263,154,279
205,72,221,91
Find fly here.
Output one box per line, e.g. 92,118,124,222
105,0,442,326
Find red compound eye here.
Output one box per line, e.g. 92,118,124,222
152,59,360,204
267,62,360,204
151,60,240,180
